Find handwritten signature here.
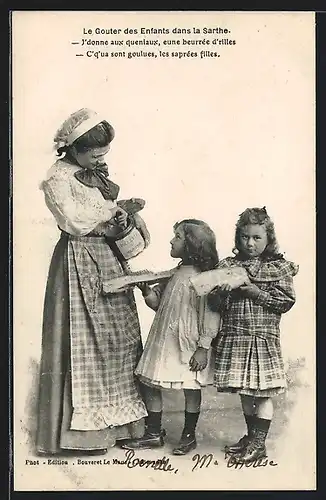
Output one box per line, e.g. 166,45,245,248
109,450,277,474
192,453,278,471
112,450,178,473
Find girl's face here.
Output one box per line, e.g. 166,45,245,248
239,224,268,258
170,226,186,259
71,145,110,170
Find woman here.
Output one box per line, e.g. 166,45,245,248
36,108,148,455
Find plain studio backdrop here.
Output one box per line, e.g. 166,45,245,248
12,11,315,489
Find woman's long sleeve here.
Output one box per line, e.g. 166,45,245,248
41,165,116,236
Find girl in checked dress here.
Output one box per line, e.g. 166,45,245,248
122,219,221,455
210,207,298,463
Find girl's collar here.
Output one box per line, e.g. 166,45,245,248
234,252,260,262
177,260,190,268
233,255,298,281
177,260,197,270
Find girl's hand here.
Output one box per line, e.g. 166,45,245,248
136,282,151,297
238,283,260,299
212,283,233,295
189,348,208,372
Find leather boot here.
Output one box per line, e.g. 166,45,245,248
172,433,197,456
237,428,268,463
120,430,165,450
224,434,251,455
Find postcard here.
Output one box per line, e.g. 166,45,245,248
12,10,315,491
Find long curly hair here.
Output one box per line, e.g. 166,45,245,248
234,207,283,260
174,219,219,272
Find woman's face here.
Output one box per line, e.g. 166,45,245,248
170,226,186,259
71,145,110,170
238,224,268,258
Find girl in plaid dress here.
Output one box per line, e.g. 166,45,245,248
36,109,149,456
121,220,221,455
211,207,298,463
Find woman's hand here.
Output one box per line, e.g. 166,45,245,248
115,208,128,229
238,283,260,299
189,347,208,372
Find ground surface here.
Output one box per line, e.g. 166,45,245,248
15,368,315,491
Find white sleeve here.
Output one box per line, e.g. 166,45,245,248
41,175,115,236
197,296,221,349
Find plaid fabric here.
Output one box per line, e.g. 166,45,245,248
213,256,298,394
214,333,286,394
67,236,147,431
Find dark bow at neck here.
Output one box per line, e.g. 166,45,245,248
74,164,120,200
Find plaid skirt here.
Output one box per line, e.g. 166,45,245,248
67,235,148,430
36,233,147,454
213,331,287,397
